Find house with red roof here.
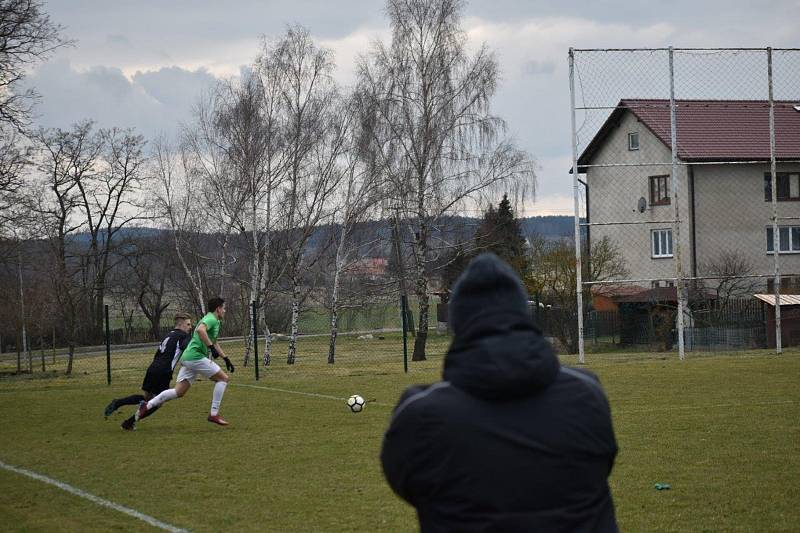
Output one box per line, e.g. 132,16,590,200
577,99,800,297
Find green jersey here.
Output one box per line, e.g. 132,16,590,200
182,312,221,361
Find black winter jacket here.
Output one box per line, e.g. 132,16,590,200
381,309,619,533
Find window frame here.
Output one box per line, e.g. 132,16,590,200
764,172,800,202
767,276,800,294
651,279,676,288
649,175,671,206
628,132,640,151
766,225,800,254
651,228,674,259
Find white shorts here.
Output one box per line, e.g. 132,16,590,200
176,358,222,384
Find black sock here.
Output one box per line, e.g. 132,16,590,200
141,404,160,419
123,404,160,427
115,394,145,407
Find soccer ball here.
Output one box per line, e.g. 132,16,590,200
347,394,365,413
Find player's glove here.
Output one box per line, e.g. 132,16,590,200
208,344,221,359
223,356,235,373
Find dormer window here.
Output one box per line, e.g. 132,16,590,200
628,132,639,151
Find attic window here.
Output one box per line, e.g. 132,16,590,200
628,132,639,151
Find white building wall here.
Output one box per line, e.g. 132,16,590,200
693,163,800,286
586,111,692,285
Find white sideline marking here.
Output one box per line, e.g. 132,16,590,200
235,383,392,407
0,460,188,532
235,383,797,413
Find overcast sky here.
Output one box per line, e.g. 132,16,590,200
26,0,800,216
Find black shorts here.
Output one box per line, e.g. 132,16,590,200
141,366,172,395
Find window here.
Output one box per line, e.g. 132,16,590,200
651,229,673,258
764,173,800,201
649,175,670,206
767,276,800,294
628,132,639,151
651,280,675,288
766,226,800,253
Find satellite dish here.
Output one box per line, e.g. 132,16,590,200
638,197,647,213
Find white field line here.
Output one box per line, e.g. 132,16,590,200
234,383,393,408
0,460,188,533
235,383,796,414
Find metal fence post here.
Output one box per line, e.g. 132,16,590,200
669,47,687,361
569,47,586,364
105,304,111,385
767,47,782,354
252,301,260,381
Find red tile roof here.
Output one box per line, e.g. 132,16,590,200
577,99,800,170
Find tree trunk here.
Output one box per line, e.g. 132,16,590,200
173,231,205,314
243,185,261,368
149,312,162,341
219,230,231,296
328,228,348,365
263,319,272,367
413,287,429,361
261,182,274,367
94,286,105,343
66,344,74,375
412,224,429,361
328,257,341,364
242,312,254,367
328,308,338,365
287,274,300,365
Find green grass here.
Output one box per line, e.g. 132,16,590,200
1,345,798,531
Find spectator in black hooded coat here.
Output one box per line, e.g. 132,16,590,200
381,253,618,533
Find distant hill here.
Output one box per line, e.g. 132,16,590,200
520,216,575,239
57,216,577,253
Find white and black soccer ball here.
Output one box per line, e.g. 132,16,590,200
347,394,365,413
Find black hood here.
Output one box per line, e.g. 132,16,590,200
443,254,559,400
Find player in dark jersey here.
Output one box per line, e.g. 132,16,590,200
103,313,193,430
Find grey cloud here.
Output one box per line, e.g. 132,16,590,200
84,66,134,100
26,59,219,138
30,0,800,214
132,67,218,109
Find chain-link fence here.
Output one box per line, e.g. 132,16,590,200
0,300,445,386
569,47,800,361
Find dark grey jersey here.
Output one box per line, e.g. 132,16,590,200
150,329,190,374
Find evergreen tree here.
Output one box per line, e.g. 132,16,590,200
474,194,531,279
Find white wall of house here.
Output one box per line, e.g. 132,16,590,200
586,111,692,284
693,163,800,285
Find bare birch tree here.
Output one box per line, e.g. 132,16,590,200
358,0,535,360
183,92,249,297
213,70,288,366
270,26,346,365
326,95,384,363
150,135,206,315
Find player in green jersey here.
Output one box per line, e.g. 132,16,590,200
136,297,234,426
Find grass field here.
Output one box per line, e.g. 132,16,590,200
1,344,798,531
